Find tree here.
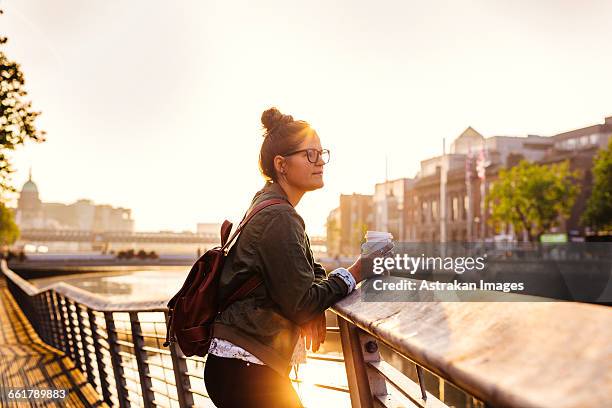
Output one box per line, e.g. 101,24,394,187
582,137,612,232
325,216,341,256
351,220,369,251
1,9,46,196
0,202,19,245
486,160,580,242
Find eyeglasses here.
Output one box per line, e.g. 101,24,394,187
283,148,330,164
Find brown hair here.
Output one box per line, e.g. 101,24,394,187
259,107,314,183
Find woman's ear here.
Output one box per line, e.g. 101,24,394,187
273,155,286,176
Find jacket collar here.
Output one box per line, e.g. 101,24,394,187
266,181,289,200
253,182,292,207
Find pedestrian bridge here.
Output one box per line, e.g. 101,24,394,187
1,260,610,407
0,271,106,407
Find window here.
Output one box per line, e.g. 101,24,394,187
421,201,428,224
431,200,438,222
452,196,459,222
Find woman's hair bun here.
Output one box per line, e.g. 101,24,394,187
258,107,313,183
261,107,293,134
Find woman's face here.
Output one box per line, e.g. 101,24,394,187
279,132,326,192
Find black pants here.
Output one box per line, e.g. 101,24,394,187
204,354,303,408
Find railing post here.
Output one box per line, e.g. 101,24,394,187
43,292,55,347
338,317,388,408
33,295,43,341
165,311,194,408
61,296,75,360
105,312,130,408
129,312,155,408
339,317,372,408
44,292,58,347
51,292,67,353
30,295,43,338
76,303,95,385
36,294,50,343
359,332,390,405
67,300,83,368
59,295,74,358
88,309,113,406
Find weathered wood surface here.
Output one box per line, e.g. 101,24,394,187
332,278,612,408
0,276,108,407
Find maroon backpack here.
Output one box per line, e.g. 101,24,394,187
163,198,287,356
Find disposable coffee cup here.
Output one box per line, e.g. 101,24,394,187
362,231,394,257
365,231,393,242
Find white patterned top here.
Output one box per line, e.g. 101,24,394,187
208,267,356,365
208,337,265,364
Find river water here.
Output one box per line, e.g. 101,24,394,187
31,267,189,302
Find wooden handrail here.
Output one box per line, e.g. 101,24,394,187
331,276,612,408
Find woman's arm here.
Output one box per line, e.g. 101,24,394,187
305,233,327,282
257,210,351,325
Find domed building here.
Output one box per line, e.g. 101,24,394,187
16,169,45,229
15,169,134,232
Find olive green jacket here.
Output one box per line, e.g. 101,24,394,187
212,182,349,376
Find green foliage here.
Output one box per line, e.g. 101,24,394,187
582,137,612,231
0,201,19,245
1,9,46,196
354,221,369,247
486,160,580,242
325,217,341,255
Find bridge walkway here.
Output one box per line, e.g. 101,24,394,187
0,277,107,407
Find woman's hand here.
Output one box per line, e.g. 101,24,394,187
347,256,363,283
348,242,394,283
300,313,327,352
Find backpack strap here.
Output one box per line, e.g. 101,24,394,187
221,198,289,252
220,220,233,247
219,274,263,312
218,198,289,310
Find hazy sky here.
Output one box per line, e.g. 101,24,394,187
2,0,611,235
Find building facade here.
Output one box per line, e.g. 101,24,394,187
15,174,134,233
406,116,612,242
326,193,373,257
197,223,223,237
373,178,413,241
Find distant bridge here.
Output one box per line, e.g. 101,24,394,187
20,229,219,245
20,229,327,246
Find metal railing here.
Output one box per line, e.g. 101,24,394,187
2,260,610,408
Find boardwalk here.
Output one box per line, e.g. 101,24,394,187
1,259,611,408
0,277,106,407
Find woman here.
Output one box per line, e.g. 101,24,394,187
204,107,365,408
